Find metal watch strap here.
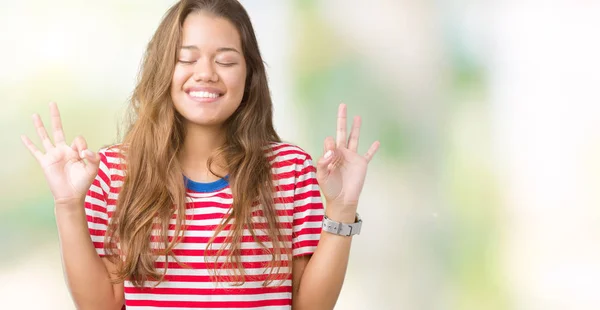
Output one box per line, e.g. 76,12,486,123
321,213,362,236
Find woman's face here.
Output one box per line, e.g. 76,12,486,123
171,12,247,128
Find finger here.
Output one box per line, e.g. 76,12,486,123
316,137,336,183
327,149,343,171
70,136,88,155
336,103,347,148
32,114,54,151
83,150,101,176
347,115,361,152
322,136,335,155
364,141,380,163
49,102,66,145
21,135,44,162
70,135,99,176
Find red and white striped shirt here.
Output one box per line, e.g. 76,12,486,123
85,142,325,309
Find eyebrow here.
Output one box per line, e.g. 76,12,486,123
180,46,241,54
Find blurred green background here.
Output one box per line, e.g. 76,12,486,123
2,1,600,309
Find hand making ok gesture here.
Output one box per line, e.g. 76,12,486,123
21,102,101,205
315,103,380,217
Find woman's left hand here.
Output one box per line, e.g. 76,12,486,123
315,103,380,219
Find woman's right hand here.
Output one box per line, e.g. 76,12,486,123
21,102,101,205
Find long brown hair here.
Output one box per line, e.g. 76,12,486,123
104,0,287,288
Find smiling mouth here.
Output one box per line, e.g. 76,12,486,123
187,90,223,99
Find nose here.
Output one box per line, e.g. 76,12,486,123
192,58,218,82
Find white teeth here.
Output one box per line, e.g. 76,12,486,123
189,91,220,99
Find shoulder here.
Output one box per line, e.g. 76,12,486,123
265,142,319,183
97,143,127,173
265,141,314,164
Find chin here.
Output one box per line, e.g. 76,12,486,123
181,114,223,127
173,95,240,126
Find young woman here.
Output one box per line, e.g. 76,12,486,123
21,0,379,309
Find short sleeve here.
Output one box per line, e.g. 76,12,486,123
292,154,325,257
84,150,112,257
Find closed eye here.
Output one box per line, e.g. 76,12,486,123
216,62,237,67
178,60,196,64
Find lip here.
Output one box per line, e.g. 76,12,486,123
184,86,224,104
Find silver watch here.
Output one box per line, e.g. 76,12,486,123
322,213,362,236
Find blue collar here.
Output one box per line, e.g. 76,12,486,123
183,175,229,193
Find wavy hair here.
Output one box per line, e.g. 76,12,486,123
104,0,287,288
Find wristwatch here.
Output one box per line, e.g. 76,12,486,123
322,213,362,236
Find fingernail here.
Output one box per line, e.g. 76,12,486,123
324,150,333,159
80,150,93,158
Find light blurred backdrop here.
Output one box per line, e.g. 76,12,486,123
2,0,600,309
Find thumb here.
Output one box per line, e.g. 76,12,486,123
71,135,100,176
316,137,336,184
81,149,101,176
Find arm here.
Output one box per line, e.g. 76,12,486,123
292,206,354,310
292,103,380,309
56,199,124,310
21,102,124,310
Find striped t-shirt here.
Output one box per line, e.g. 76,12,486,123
84,142,325,309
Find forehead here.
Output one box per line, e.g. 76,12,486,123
180,12,242,49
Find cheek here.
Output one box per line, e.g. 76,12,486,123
171,67,190,90
224,68,247,96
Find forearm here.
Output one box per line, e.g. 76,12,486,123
55,199,122,310
293,204,356,310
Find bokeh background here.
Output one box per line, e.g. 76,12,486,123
2,0,600,309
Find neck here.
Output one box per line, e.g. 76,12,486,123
179,123,228,182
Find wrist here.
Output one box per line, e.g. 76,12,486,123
324,202,357,223
54,197,86,212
